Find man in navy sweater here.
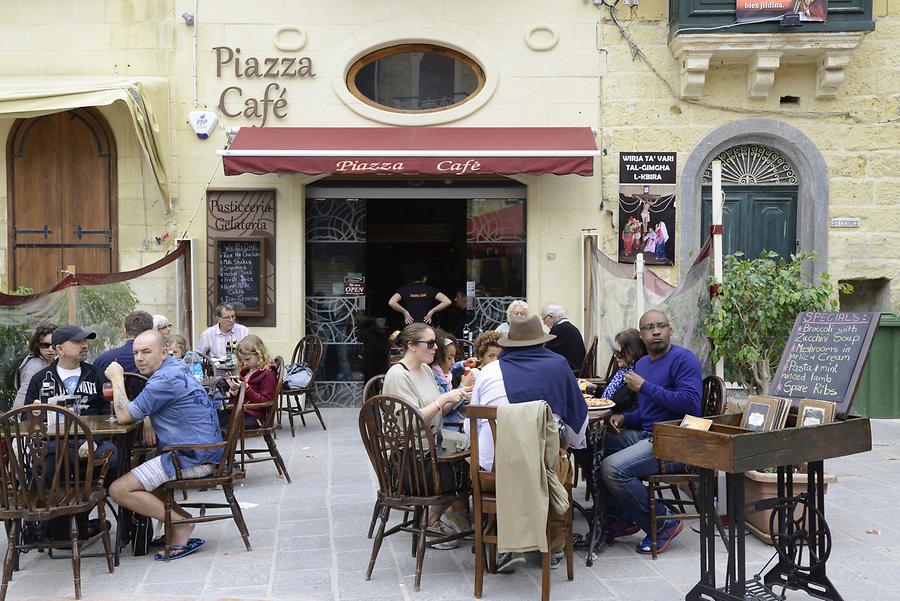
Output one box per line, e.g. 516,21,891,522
599,309,702,554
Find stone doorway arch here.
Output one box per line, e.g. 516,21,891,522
679,118,829,279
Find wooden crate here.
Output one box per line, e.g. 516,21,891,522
653,414,872,473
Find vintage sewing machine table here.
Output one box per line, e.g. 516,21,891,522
653,413,872,601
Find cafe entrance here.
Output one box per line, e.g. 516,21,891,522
305,180,526,406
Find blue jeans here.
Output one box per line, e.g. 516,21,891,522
600,429,680,536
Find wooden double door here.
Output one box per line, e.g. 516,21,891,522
701,185,798,260
6,108,117,292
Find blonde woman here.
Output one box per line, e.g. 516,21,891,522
221,334,277,428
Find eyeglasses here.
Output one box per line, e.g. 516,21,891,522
158,324,171,330
412,339,438,349
39,342,52,349
640,322,671,332
218,314,236,321
613,350,624,359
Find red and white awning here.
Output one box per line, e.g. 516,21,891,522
219,127,599,177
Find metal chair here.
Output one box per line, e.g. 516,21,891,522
0,405,115,600
279,335,325,435
359,394,472,592
468,404,574,601
646,375,730,559
236,356,291,482
158,384,251,560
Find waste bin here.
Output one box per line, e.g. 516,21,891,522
853,313,900,418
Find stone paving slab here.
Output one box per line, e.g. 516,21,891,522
3,410,900,601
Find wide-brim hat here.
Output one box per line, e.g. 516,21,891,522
498,314,556,348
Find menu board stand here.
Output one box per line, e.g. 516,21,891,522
213,238,267,317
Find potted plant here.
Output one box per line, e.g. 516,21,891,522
704,252,850,544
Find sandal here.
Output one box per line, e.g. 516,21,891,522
636,520,683,555
153,537,205,561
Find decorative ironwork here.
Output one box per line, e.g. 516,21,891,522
466,199,526,242
702,145,797,185
314,381,364,408
306,198,366,242
466,296,521,335
305,296,362,343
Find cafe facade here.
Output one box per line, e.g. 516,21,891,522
0,0,897,405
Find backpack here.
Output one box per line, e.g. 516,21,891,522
130,513,154,556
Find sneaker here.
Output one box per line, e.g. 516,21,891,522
426,522,459,550
442,511,474,540
636,520,684,555
549,551,564,570
496,552,526,573
606,519,640,541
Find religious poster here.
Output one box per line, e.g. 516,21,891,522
736,0,827,23
618,152,676,266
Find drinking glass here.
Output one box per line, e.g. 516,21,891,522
103,383,117,422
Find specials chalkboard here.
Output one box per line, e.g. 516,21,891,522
771,312,880,419
214,238,266,317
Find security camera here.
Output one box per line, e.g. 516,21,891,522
182,12,195,26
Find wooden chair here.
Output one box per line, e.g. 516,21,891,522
360,375,387,539
358,394,472,592
0,405,115,600
159,384,251,560
577,336,599,378
467,404,574,601
279,335,325,435
237,356,291,482
646,375,729,559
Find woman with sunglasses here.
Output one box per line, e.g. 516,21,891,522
13,323,58,410
382,322,473,548
596,329,647,413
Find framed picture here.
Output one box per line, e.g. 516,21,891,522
796,399,837,427
740,396,780,432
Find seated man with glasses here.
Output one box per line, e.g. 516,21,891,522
599,309,701,555
196,302,250,359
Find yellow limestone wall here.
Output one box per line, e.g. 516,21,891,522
0,0,897,361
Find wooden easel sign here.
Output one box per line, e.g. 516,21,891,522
771,312,880,419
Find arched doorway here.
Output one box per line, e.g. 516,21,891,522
700,144,799,260
6,108,117,291
679,118,830,279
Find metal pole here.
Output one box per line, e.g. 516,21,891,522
712,160,725,381
635,252,645,320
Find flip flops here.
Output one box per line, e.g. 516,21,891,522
153,537,205,561
636,520,683,555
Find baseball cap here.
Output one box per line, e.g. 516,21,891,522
51,325,97,346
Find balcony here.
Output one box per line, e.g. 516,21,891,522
668,0,875,99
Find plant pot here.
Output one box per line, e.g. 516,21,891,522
743,469,837,545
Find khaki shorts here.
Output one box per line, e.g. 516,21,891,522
131,455,216,491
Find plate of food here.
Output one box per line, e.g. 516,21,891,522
584,396,615,410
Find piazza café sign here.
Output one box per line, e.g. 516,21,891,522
335,159,485,175
214,46,316,126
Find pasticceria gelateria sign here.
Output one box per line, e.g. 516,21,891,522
214,46,316,126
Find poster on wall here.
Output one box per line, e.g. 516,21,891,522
736,0,827,23
618,152,676,266
207,189,276,327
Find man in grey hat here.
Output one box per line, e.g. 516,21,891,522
466,314,588,573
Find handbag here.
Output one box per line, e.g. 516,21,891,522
130,513,153,556
283,362,313,390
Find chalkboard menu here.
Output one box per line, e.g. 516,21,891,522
771,312,880,418
214,238,267,317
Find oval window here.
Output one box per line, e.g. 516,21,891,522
347,44,485,113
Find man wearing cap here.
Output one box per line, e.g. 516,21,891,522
24,324,117,464
466,314,588,573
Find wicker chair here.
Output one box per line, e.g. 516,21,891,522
236,356,290,482
358,394,472,592
279,335,325,435
158,384,251,560
0,405,115,600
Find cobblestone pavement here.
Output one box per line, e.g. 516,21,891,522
4,410,900,601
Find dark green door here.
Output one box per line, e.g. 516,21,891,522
701,186,798,260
